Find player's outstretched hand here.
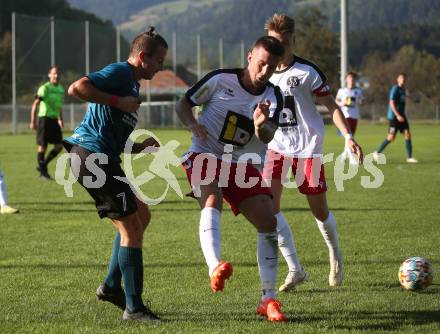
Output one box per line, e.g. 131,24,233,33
254,99,271,128
117,96,141,113
397,115,405,123
347,138,364,164
188,122,208,140
29,122,36,130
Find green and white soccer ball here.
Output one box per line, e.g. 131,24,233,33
398,257,434,291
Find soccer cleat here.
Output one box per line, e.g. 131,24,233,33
40,173,52,180
122,306,160,322
406,157,418,163
96,284,126,310
210,261,233,292
329,254,344,287
37,165,52,180
278,268,308,292
0,205,19,214
256,298,286,322
372,151,379,163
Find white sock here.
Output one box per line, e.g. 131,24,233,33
276,212,301,272
340,147,348,161
0,169,7,207
199,207,221,277
257,232,278,301
315,211,340,262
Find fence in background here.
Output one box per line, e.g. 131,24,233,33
1,101,438,135
9,12,247,134
0,101,179,134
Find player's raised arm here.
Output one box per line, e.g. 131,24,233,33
68,77,140,113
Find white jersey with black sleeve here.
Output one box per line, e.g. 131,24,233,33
336,87,363,119
268,56,331,158
185,69,284,163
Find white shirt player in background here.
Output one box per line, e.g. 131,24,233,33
336,72,364,164
176,36,287,322
0,168,19,214
262,13,363,292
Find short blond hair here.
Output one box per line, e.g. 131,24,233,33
264,13,295,34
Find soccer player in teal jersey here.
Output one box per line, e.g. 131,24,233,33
30,66,65,179
65,27,167,322
374,73,418,163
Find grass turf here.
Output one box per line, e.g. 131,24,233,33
0,124,439,333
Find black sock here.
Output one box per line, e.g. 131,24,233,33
104,233,122,290
45,149,61,165
119,247,144,313
37,152,46,172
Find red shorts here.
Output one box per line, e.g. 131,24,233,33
182,152,272,215
262,149,327,195
346,117,358,135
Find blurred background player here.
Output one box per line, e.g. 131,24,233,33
336,71,364,164
0,168,19,214
176,36,286,322
65,27,166,322
374,73,418,163
30,66,65,180
262,13,363,292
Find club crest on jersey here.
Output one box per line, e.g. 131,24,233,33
225,88,235,97
287,76,300,88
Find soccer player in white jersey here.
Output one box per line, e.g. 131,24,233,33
176,36,287,322
0,168,19,214
336,72,364,164
262,14,363,291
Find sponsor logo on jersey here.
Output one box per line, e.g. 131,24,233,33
219,110,254,147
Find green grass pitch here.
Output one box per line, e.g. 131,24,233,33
0,124,439,333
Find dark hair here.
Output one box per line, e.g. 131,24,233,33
398,72,407,78
346,71,357,79
129,26,168,57
252,36,284,57
48,65,59,73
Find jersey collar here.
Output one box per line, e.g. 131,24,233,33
274,55,295,74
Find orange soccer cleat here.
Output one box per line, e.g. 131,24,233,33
256,298,286,322
210,261,233,292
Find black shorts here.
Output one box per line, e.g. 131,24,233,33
64,142,138,219
388,118,409,135
37,117,62,146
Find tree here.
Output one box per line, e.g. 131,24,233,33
0,33,11,103
362,45,440,105
294,7,340,91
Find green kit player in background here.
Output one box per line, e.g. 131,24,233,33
30,66,65,179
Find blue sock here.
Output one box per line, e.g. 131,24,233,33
405,139,412,158
377,139,390,153
104,232,122,290
119,246,144,312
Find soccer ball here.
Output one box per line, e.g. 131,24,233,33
398,257,434,291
